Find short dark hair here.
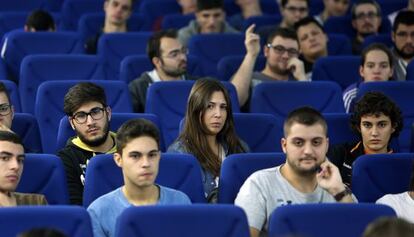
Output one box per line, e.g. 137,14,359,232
63,82,107,116
116,118,160,153
360,43,394,68
284,106,328,137
147,29,178,65
25,9,55,31
281,0,309,8
294,16,325,33
196,0,223,11
393,10,414,33
0,82,11,104
351,92,403,138
267,27,298,44
0,130,23,147
363,217,414,237
351,0,382,19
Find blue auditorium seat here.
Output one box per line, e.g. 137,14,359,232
2,31,83,81
187,33,245,77
407,60,414,81
356,81,414,152
0,206,92,237
12,113,43,153
312,56,361,90
0,0,54,12
19,55,105,114
16,154,69,204
138,0,181,29
250,81,345,122
83,153,206,207
56,112,165,152
0,59,7,80
120,55,204,84
218,153,285,203
361,34,393,50
145,80,240,147
0,12,26,40
161,14,194,30
97,32,152,80
217,55,266,81
1,79,21,112
352,153,414,203
35,80,133,153
327,33,352,55
269,203,396,237
323,113,358,146
115,205,250,237
241,15,282,31
59,0,103,31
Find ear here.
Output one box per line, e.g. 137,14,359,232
281,138,287,154
69,117,75,130
152,57,161,69
10,106,14,120
325,137,329,154
24,25,29,32
359,65,364,78
103,0,109,11
114,153,123,168
351,20,357,29
391,31,396,43
106,106,112,121
264,45,270,57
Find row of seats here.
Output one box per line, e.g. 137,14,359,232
0,203,396,237
5,79,414,153
17,152,414,206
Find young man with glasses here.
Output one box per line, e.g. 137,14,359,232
58,82,116,205
129,29,198,113
280,0,309,29
231,25,306,109
351,0,382,55
391,10,414,81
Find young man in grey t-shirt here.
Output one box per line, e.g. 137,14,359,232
235,107,355,237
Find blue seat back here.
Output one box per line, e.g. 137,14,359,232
407,60,414,81
323,113,358,146
161,13,195,30
241,15,282,31
19,55,106,114
327,33,352,55
0,12,26,40
352,153,414,202
269,203,396,237
138,0,181,29
12,113,43,153
325,16,392,39
218,153,285,203
83,153,206,207
59,0,103,31
250,81,345,122
1,79,21,112
217,55,266,81
361,34,393,50
0,206,92,237
16,154,69,204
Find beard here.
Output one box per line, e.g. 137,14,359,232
395,44,414,60
286,156,323,177
160,59,187,78
78,120,110,147
269,62,290,76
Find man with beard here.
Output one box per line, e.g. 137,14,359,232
351,0,382,55
128,29,197,113
235,107,355,237
391,10,414,81
231,25,306,110
58,82,116,205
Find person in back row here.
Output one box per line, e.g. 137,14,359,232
88,119,191,237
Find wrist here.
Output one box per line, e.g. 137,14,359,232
333,186,352,201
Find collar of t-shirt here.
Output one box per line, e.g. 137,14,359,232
148,69,185,82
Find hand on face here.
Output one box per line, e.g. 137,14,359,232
287,57,306,81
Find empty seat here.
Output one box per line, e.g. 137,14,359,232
83,153,206,207
16,154,69,204
217,55,266,81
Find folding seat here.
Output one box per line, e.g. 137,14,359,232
327,33,352,55
324,16,392,39
217,55,266,81
78,12,149,44
115,205,250,237
56,112,165,152
59,0,104,31
0,0,51,12
0,59,7,80
1,79,21,112
145,80,240,147
83,153,206,207
161,14,195,30
250,81,345,122
16,154,69,204
12,113,43,153
0,206,92,237
97,32,152,80
35,80,132,153
357,81,414,152
19,55,105,114
218,153,285,203
323,113,358,146
361,34,393,50
407,60,414,81
241,15,282,31
119,55,204,84
187,33,245,77
352,153,414,202
312,56,361,90
138,0,181,29
0,12,26,40
2,31,83,81
269,203,396,237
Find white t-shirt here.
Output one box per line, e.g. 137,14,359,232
376,192,414,223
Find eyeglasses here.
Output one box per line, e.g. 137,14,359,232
355,12,379,20
284,6,308,13
162,48,189,59
0,104,12,116
266,44,299,57
396,31,414,39
72,107,105,124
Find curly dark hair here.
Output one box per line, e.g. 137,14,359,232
350,92,403,138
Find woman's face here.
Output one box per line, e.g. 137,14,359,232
360,49,393,82
201,91,228,136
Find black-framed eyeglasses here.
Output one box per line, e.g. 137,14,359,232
0,104,12,116
72,107,106,124
396,31,414,39
355,12,379,20
161,48,189,59
266,44,299,57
